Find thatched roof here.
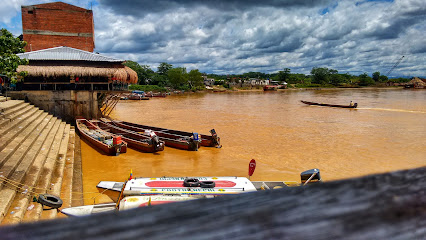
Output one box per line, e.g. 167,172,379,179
407,77,426,87
17,65,137,84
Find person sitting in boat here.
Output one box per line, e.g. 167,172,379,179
350,101,354,107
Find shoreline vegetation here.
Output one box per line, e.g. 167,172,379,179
124,61,415,93
129,83,406,94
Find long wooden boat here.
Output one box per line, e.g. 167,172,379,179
263,85,278,91
90,120,165,153
96,169,321,202
76,118,127,156
100,119,203,151
301,100,358,108
61,195,199,217
128,90,150,100
101,118,221,148
145,92,167,97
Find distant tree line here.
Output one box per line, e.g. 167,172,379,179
125,61,412,90
207,67,411,88
123,61,204,91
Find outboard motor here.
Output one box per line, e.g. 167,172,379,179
151,135,160,148
300,169,321,185
190,132,200,151
210,129,221,148
113,136,122,156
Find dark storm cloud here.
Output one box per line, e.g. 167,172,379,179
98,0,333,16
89,0,426,77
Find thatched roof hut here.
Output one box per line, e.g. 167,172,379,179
16,65,137,84
406,77,426,89
17,46,137,90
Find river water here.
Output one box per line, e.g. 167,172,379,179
81,88,425,204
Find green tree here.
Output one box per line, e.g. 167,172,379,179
287,74,306,84
123,61,154,85
330,74,345,85
358,73,375,86
168,67,187,89
0,28,28,82
278,68,291,82
187,69,203,88
379,75,388,82
157,62,172,75
372,72,380,82
150,74,169,87
310,67,330,84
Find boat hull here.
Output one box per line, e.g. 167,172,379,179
91,120,165,153
76,118,127,155
97,176,258,202
300,100,358,108
102,119,220,148
102,119,201,151
61,195,199,217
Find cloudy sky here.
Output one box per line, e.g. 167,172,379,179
1,0,425,77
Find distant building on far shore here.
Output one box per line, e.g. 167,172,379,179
21,2,94,52
203,76,215,86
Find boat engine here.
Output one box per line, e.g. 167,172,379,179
113,136,123,156
151,135,160,148
189,133,200,151
210,129,221,148
300,169,321,185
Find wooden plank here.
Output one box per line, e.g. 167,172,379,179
0,167,424,239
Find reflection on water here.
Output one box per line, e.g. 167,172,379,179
82,89,426,204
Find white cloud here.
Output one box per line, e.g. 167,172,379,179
1,0,424,77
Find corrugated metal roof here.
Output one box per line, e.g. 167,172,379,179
17,46,123,62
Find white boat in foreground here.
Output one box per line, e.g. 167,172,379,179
97,176,258,202
61,195,199,217
96,169,321,202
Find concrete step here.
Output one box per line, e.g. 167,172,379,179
0,101,30,127
0,109,45,167
22,121,66,223
1,119,61,225
72,133,84,207
0,105,35,133
42,124,71,220
0,96,12,102
0,112,50,183
0,106,41,151
59,127,75,211
0,100,26,113
0,113,54,222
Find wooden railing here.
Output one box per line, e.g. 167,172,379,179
0,167,424,239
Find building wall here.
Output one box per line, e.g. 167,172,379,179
22,2,94,52
8,90,100,123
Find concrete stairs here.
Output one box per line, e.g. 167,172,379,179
0,96,11,102
0,99,77,225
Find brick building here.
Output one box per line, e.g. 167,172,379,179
22,2,94,52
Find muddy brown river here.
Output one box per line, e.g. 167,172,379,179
81,88,426,204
